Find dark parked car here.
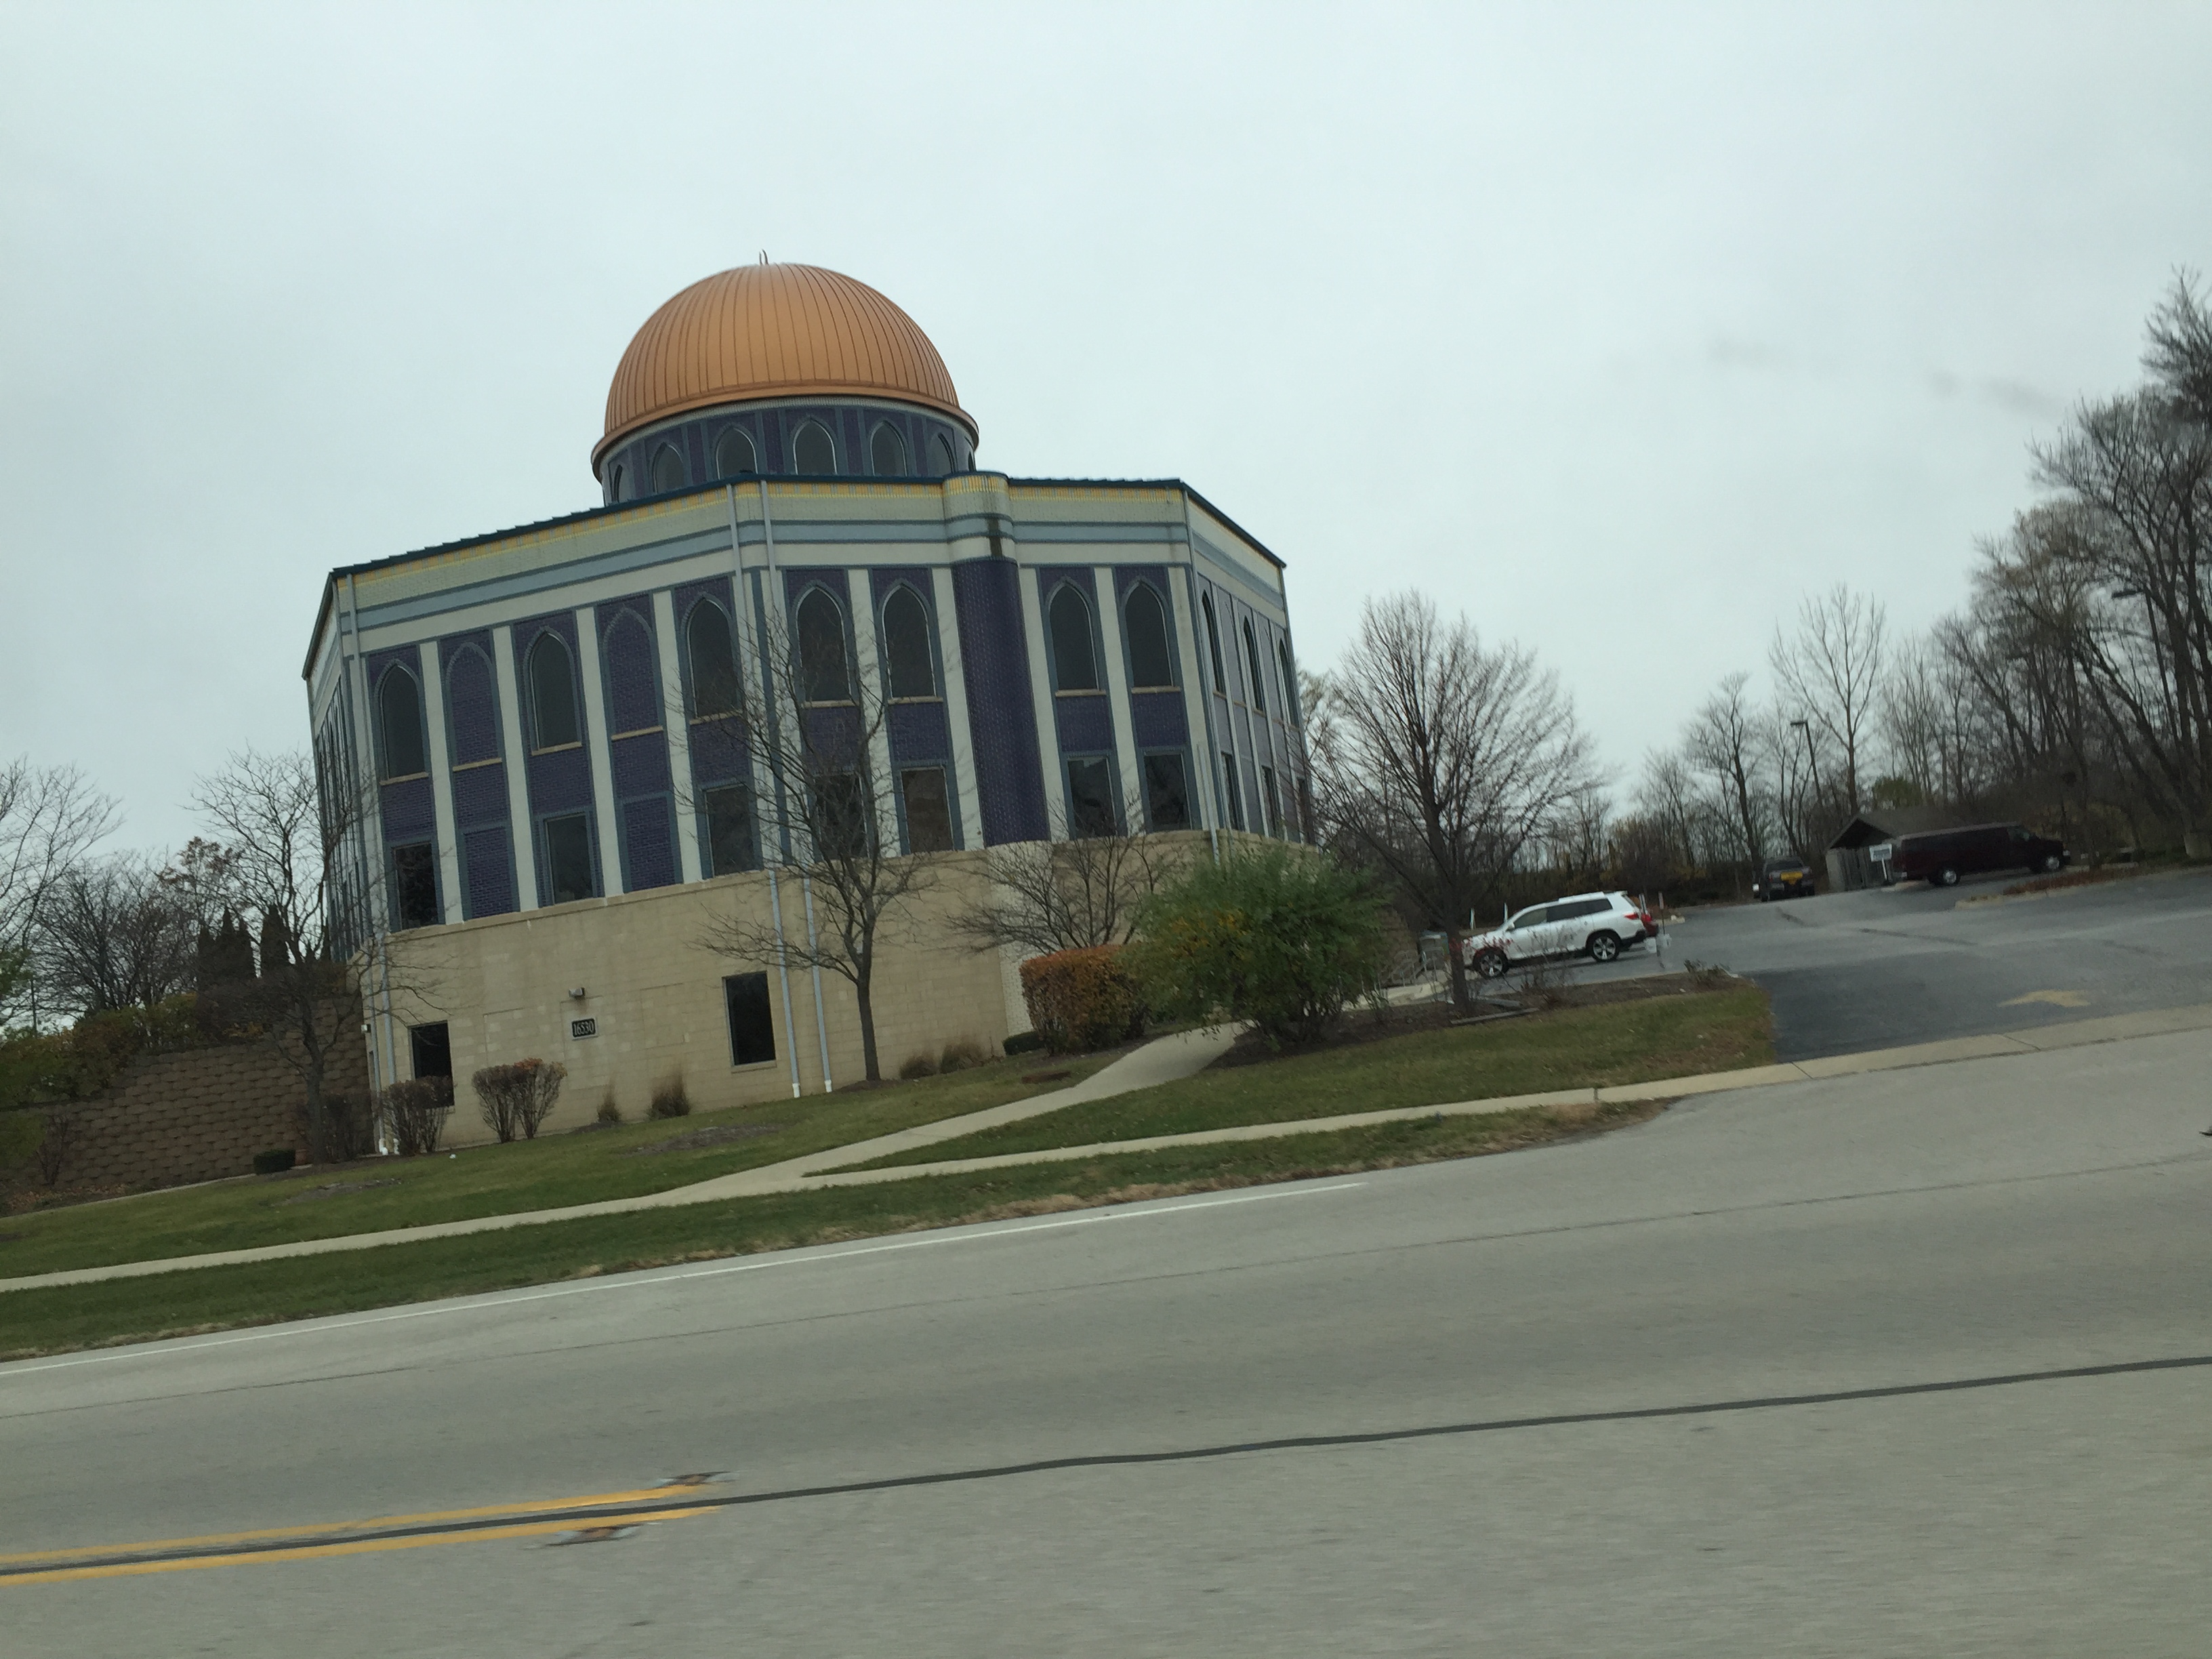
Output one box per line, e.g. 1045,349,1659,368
1753,857,1815,901
1883,822,2068,888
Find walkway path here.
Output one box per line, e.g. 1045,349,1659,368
9,1002,2211,1294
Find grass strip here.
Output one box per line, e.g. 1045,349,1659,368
834,987,1768,1171
0,1050,1123,1278
0,1098,1660,1360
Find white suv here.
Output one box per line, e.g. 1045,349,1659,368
1465,891,1654,979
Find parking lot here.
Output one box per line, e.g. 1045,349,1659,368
1469,867,2212,1061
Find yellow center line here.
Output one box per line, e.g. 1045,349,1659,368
0,1484,712,1571
4,1507,714,1586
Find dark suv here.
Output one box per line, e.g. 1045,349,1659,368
1884,822,2068,888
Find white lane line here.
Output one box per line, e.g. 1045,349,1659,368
3,1183,1368,1378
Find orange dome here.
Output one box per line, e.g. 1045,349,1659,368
595,263,972,472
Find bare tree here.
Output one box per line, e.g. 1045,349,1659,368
2143,268,2212,428
1685,672,1767,876
695,603,949,1082
190,746,386,1162
947,796,1169,957
0,758,117,1023
1311,592,1593,1010
33,855,197,1017
1770,585,1888,814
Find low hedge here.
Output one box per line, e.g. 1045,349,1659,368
1019,946,1145,1054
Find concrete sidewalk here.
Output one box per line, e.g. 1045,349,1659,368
8,1001,2211,1294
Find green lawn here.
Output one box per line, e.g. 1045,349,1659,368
830,985,1771,1171
0,1096,1661,1360
0,1050,1120,1279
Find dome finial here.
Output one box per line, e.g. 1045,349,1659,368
758,249,769,265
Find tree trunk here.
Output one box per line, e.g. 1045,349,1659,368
855,971,881,1082
1444,929,1472,1011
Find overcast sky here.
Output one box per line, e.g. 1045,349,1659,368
3,3,2207,857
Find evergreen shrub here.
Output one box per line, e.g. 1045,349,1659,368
1128,845,1389,1046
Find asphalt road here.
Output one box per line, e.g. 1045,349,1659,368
7,1025,2209,1656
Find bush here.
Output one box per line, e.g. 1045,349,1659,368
647,1077,691,1120
306,1091,378,1163
1128,844,1389,1046
253,1147,296,1175
0,1109,44,1180
1019,946,1145,1055
471,1059,568,1143
938,1038,987,1073
383,1076,454,1156
1002,1030,1045,1057
596,1092,623,1125
0,994,213,1111
898,1052,939,1080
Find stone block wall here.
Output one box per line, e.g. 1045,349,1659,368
12,1031,371,1195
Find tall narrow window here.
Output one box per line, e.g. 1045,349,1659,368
602,611,661,735
725,972,776,1067
703,784,758,876
714,427,757,478
814,773,869,859
1201,593,1226,693
609,462,628,501
1261,764,1283,836
1124,584,1174,689
541,813,594,904
1143,752,1190,830
931,432,956,475
651,443,686,493
881,587,936,699
375,664,427,780
391,841,438,928
1049,586,1099,691
794,419,836,474
795,588,851,703
1279,639,1300,726
901,766,954,852
1222,752,1244,830
526,633,580,749
870,423,907,476
1065,756,1116,837
686,599,741,718
1242,619,1267,714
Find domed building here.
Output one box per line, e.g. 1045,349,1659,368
304,263,1309,1124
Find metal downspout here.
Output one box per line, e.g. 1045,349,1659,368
729,485,803,1099
341,573,396,1143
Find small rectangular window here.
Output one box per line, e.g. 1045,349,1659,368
1261,765,1282,836
901,766,955,852
391,841,439,928
1065,756,1117,838
409,1021,451,1080
1143,752,1190,830
725,972,776,1067
703,784,758,876
1222,752,1244,831
542,813,594,905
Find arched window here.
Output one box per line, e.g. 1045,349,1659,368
526,632,580,749
376,663,426,780
651,443,686,494
1049,586,1099,692
445,644,500,766
1124,583,1173,689
1242,619,1267,715
870,423,907,477
881,586,935,699
794,420,836,474
686,598,741,718
602,611,661,734
1278,639,1300,726
931,432,956,475
609,462,628,501
1200,593,1226,693
794,588,851,703
714,427,757,478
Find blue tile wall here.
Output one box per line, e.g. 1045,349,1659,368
599,600,665,735
621,796,677,891
1130,691,1188,751
462,826,515,918
950,560,1047,845
601,402,974,502
886,699,950,764
441,636,503,768
1054,695,1113,755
